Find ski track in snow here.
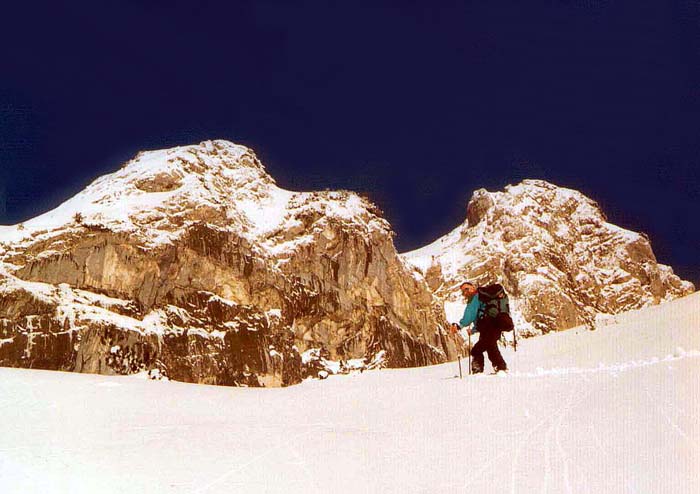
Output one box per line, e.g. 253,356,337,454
193,428,313,494
285,442,325,494
553,385,578,494
509,392,565,494
507,351,700,380
467,378,590,494
539,385,578,494
465,348,700,494
641,379,692,444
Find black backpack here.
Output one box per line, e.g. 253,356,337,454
477,284,514,332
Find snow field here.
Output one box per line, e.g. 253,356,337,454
1,292,699,493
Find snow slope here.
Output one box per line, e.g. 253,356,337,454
1,292,699,493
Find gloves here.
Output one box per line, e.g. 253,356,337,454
450,323,460,334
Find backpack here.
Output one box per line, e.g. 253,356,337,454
477,283,514,332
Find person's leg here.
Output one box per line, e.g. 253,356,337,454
485,331,507,371
470,339,485,373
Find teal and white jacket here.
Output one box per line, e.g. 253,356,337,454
458,295,483,333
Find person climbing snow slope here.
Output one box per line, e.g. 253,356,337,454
451,281,514,374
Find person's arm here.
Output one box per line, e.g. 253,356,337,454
459,296,480,331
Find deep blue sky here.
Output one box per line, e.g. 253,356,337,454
1,1,698,285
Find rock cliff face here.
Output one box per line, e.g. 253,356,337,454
0,140,456,386
403,180,694,336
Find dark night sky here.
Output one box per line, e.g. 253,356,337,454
1,1,698,285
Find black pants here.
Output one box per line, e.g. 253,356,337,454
470,327,507,373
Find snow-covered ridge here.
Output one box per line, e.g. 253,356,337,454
0,140,387,255
405,180,637,278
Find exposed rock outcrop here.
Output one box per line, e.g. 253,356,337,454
404,180,694,335
0,140,456,386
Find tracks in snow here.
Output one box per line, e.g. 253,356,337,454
504,349,700,380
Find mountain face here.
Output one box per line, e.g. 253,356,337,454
0,140,457,386
403,180,694,336
1,147,692,386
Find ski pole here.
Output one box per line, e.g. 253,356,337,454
457,353,462,379
514,327,517,352
468,329,472,375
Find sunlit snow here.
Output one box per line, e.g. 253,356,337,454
1,292,698,493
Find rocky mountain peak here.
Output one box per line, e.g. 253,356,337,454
109,139,275,199
1,140,391,255
129,139,269,177
465,179,605,231
0,141,455,387
405,179,694,335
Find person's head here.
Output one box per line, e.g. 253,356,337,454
459,281,477,299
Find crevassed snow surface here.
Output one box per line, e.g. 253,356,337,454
1,293,699,494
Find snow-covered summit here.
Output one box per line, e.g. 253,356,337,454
0,140,387,255
404,179,694,335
